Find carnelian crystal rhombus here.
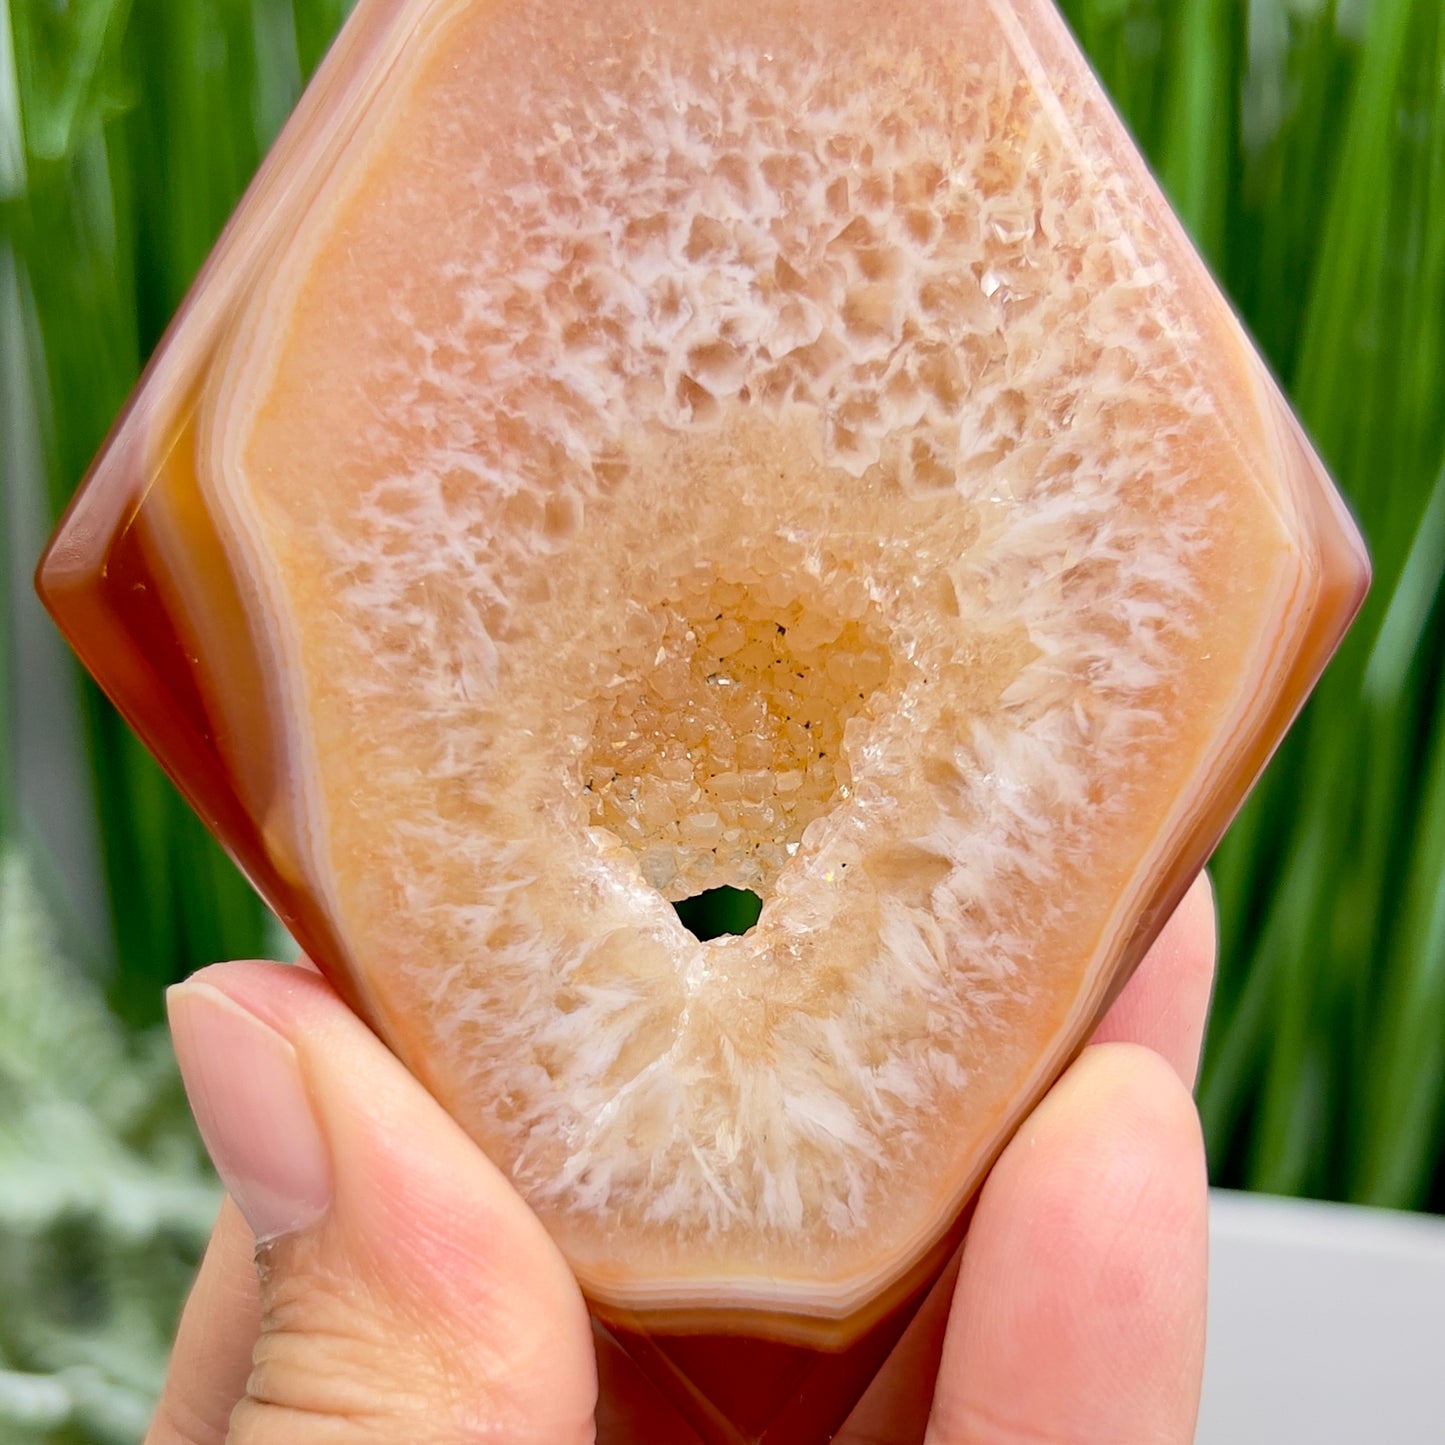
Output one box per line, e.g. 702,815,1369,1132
38,0,1368,1440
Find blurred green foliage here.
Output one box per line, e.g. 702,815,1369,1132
0,845,218,1442
3,0,1445,1434
4,0,354,1027
1056,0,1445,1213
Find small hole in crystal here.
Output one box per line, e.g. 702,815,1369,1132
673,886,764,941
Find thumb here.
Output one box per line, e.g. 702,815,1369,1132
164,961,597,1445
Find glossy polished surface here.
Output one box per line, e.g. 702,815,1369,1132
39,0,1369,1440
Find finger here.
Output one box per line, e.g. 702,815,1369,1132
925,1042,1208,1445
151,961,597,1445
1091,870,1217,1086
833,879,1215,1444
148,1199,261,1445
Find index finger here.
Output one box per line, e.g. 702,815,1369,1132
838,872,1218,1443
1091,870,1218,1087
147,1199,260,1445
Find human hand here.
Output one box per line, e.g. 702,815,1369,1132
146,872,1215,1444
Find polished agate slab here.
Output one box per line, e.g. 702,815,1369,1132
40,0,1368,1439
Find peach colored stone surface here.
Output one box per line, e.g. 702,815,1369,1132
40,0,1368,1439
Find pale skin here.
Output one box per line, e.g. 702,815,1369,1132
148,871,1216,1445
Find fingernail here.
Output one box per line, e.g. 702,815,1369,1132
168,980,331,1242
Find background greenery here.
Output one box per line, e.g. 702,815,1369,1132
2,0,1444,1436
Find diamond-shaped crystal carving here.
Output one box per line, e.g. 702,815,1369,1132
39,0,1368,1440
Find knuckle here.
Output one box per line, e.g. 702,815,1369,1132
230,1235,595,1445
232,1239,437,1440
252,1284,432,1423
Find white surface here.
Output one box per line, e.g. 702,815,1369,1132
1200,1189,1445,1444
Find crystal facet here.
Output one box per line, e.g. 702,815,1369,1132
39,0,1368,1440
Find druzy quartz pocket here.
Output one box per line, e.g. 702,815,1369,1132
39,0,1369,1440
